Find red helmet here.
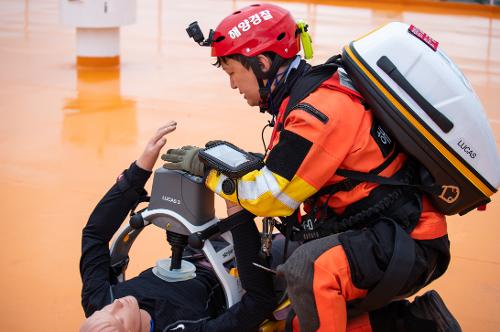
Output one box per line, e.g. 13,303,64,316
211,3,300,59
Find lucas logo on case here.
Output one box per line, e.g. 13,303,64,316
457,138,478,160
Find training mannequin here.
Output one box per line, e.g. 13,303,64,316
79,121,276,332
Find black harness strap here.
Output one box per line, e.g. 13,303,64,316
314,147,400,199
335,168,441,196
348,219,416,317
289,190,402,242
288,157,422,242
281,61,340,128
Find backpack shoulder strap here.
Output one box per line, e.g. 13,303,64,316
283,57,341,121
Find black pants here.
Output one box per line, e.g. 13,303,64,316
276,218,450,332
343,219,450,332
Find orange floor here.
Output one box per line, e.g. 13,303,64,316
0,0,499,331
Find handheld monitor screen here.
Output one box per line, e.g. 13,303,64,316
203,144,250,168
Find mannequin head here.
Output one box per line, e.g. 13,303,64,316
80,296,151,332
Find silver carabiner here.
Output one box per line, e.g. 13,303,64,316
261,217,277,256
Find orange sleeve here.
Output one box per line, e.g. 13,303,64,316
410,196,448,240
284,88,367,191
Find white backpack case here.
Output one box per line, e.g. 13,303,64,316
342,22,500,215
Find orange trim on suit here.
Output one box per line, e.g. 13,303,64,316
313,246,369,331
289,246,373,332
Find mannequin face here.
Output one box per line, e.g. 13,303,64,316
221,55,272,107
80,296,151,332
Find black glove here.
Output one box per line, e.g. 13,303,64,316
161,146,205,177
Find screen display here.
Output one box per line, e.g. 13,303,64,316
204,144,250,167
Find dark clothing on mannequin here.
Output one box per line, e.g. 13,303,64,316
80,162,276,331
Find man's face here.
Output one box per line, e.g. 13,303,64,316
221,58,261,107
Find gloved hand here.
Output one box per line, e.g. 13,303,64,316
161,145,205,177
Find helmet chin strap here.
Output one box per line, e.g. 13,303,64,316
248,56,285,113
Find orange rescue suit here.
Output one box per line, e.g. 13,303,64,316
276,71,445,240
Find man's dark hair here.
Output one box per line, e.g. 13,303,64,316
214,52,290,69
214,54,253,69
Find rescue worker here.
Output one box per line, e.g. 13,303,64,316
163,4,461,332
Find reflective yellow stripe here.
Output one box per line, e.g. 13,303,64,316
238,168,300,210
205,168,318,217
277,175,317,203
238,191,296,217
344,44,494,197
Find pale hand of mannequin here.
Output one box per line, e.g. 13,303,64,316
136,121,177,171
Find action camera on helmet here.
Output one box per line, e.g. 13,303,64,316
186,21,213,46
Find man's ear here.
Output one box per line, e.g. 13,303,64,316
256,54,272,74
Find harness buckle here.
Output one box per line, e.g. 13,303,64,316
301,216,315,231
